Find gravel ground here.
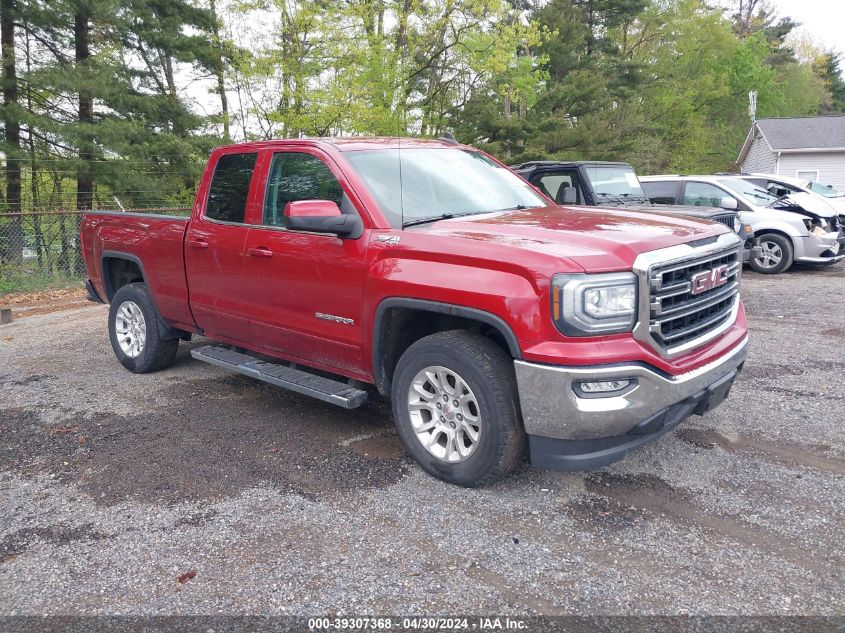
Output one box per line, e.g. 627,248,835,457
0,264,843,618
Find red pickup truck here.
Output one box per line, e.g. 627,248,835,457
81,137,749,486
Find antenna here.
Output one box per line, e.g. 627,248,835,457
398,135,404,228
748,90,757,124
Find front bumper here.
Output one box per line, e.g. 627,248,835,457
794,230,845,264
515,337,748,470
743,238,762,263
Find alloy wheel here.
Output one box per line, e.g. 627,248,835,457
407,365,482,463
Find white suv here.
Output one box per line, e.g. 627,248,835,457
640,175,845,274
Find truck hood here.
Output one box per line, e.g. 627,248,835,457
417,205,729,272
613,202,731,219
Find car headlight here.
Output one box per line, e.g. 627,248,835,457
803,217,832,232
551,272,638,336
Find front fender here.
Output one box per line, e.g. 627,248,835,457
365,257,546,392
743,211,807,239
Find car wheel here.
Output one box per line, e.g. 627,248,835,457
108,282,179,373
750,233,793,274
391,330,526,486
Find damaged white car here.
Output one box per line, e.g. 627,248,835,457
640,174,845,274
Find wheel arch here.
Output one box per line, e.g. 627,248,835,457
371,298,522,395
101,251,148,301
102,252,186,340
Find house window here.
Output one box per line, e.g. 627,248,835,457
796,170,819,182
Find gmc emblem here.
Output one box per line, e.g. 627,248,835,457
690,265,729,295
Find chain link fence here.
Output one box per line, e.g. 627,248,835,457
0,208,191,295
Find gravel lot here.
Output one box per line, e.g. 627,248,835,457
0,265,843,618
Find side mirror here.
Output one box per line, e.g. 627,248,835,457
283,200,362,237
719,197,738,210
558,186,578,205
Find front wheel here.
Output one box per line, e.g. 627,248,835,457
750,233,793,274
391,331,526,486
108,282,179,373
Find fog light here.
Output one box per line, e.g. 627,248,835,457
574,379,633,397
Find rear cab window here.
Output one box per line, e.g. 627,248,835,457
205,152,258,223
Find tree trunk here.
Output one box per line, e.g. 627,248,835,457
209,0,230,143
24,28,43,267
75,11,93,274
1,0,22,264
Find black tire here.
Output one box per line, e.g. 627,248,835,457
391,330,526,486
108,282,179,373
749,233,793,274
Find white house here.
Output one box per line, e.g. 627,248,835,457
736,115,845,190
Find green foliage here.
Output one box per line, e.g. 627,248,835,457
0,0,842,222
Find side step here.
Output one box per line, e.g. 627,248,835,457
191,345,369,409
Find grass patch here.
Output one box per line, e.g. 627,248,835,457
0,268,84,296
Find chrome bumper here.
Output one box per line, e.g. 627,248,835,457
514,337,749,441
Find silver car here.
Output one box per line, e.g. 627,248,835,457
641,175,845,274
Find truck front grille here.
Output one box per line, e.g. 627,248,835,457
647,247,741,352
711,213,739,232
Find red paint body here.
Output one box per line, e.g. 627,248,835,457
81,138,748,384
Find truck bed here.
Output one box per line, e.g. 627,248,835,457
81,211,195,330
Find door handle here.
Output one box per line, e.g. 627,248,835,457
247,247,274,258
187,239,208,249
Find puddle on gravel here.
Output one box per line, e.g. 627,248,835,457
821,327,845,338
348,434,404,460
676,428,844,474
581,472,842,571
0,523,112,564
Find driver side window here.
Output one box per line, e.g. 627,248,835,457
537,173,582,204
263,152,345,227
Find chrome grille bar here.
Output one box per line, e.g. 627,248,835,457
633,233,744,357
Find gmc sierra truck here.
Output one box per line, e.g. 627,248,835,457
510,160,761,263
81,138,749,486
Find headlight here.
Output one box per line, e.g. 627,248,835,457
803,217,832,232
551,272,638,336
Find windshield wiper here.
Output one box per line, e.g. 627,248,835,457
402,210,494,228
402,212,456,228
595,192,628,205
402,206,538,228
489,204,540,213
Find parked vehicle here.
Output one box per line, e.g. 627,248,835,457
730,173,845,214
509,160,760,262
640,174,845,274
81,138,748,486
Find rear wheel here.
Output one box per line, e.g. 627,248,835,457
108,283,179,373
391,331,526,486
750,233,793,274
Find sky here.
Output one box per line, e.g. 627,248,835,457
775,0,845,58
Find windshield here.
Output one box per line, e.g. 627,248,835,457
807,181,844,198
716,177,778,206
585,165,649,203
344,147,547,228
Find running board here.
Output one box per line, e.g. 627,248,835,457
191,345,369,409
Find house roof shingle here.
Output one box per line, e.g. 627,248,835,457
756,115,845,150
